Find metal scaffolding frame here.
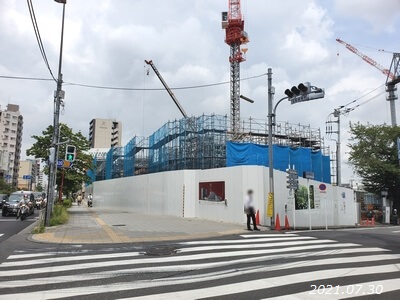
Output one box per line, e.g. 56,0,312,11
94,114,328,181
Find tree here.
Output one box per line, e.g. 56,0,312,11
35,183,44,192
348,122,400,210
26,124,94,196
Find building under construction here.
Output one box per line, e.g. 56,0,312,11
90,114,330,183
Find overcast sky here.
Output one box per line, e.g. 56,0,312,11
1,0,400,183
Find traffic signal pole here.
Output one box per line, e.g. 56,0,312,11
267,68,275,228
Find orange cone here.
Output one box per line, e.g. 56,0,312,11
256,210,260,225
371,217,375,226
275,214,281,231
284,215,290,230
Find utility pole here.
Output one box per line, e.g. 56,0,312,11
267,68,275,228
45,0,66,226
335,109,341,187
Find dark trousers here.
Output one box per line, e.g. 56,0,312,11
247,213,257,229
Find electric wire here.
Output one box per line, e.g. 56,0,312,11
63,72,268,91
0,75,54,82
27,0,56,82
342,84,385,108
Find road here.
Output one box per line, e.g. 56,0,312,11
0,211,37,244
0,226,399,299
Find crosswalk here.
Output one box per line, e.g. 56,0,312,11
0,233,399,299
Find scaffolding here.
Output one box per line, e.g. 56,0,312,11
94,114,329,181
149,114,227,173
230,117,327,154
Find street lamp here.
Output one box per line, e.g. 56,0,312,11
45,0,66,226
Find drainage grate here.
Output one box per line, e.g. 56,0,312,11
112,224,126,227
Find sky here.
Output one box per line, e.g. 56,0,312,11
1,0,400,184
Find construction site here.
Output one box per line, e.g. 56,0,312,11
89,0,330,184
89,0,399,187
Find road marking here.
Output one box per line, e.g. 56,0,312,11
0,234,3,237
3,263,398,300
180,236,314,245
179,239,336,253
1,251,142,267
240,233,298,238
1,252,398,289
392,230,400,233
0,242,364,277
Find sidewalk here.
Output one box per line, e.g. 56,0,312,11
32,203,249,244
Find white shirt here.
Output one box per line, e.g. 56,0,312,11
244,195,255,210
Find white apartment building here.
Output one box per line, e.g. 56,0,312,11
89,118,122,148
0,104,23,186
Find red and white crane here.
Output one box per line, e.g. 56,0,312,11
336,38,400,126
222,0,249,134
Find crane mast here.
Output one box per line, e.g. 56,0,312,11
144,60,188,118
336,38,399,126
222,0,249,134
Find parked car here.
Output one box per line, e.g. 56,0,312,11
0,194,8,209
2,191,35,217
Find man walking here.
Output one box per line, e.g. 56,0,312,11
244,189,260,231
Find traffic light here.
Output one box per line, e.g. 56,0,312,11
284,82,310,99
65,145,76,162
286,168,299,190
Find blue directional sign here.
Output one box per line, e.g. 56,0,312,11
57,159,64,168
22,175,32,180
5,175,11,179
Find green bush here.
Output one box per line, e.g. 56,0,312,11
50,205,69,226
62,199,72,208
32,225,45,234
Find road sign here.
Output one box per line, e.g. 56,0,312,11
5,175,11,179
319,183,327,193
303,171,314,179
22,175,32,180
57,159,64,168
397,137,400,160
57,159,73,169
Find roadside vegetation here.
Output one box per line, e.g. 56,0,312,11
33,198,73,234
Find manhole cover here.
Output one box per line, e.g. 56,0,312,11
112,224,126,227
144,246,177,256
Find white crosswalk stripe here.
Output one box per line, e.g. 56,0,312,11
0,233,399,299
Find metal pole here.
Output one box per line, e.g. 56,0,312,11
336,112,341,186
267,68,274,228
307,178,311,230
45,2,66,226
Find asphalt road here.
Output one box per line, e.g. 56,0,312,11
0,226,399,299
0,210,38,244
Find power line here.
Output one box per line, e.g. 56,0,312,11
343,84,385,108
27,0,56,82
63,72,268,91
0,75,54,82
0,72,267,91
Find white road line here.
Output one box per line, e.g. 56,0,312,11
1,252,398,289
3,262,399,300
266,278,400,299
180,236,313,245
1,251,142,267
179,239,336,253
0,234,3,237
0,243,363,277
240,234,298,238
392,230,400,233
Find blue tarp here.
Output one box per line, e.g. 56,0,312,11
226,142,331,183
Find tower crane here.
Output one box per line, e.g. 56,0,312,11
222,0,249,134
336,38,400,126
145,60,188,118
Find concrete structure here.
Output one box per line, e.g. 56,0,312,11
17,159,39,190
91,166,356,228
0,104,23,186
89,118,122,148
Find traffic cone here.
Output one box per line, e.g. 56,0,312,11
256,210,260,225
371,217,375,226
275,214,281,231
284,215,290,230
